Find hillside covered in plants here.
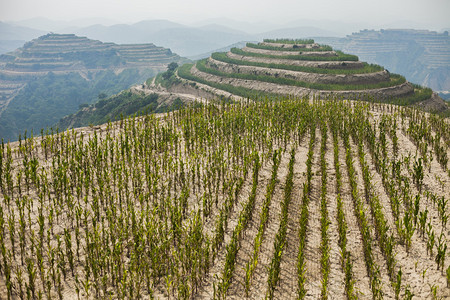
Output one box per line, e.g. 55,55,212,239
0,97,449,299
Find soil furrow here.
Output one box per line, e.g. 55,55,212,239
337,135,372,299
273,143,309,299
303,129,322,299
246,148,292,299
324,137,346,299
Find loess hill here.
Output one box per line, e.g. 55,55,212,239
173,39,441,105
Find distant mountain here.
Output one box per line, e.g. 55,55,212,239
256,26,339,40
11,17,121,32
315,29,450,93
0,21,46,54
188,41,255,60
73,20,252,57
131,19,185,32
71,20,346,57
0,21,45,40
0,33,186,141
189,18,281,34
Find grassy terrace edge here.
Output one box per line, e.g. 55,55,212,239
246,43,333,52
197,59,406,91
212,52,383,75
176,63,432,106
177,63,280,99
231,47,359,61
263,38,315,44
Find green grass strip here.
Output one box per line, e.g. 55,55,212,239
231,47,359,61
197,59,405,91
263,38,315,44
177,63,280,99
246,42,333,52
212,52,383,75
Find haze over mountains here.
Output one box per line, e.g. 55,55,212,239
1,18,448,90
1,18,344,57
3,17,449,56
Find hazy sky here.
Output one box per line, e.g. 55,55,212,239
2,0,449,29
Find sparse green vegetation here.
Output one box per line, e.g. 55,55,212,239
58,91,187,130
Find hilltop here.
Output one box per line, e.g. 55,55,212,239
157,39,446,108
0,33,186,141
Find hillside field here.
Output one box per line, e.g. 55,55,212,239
0,97,449,299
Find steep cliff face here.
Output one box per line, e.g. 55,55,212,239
315,30,450,93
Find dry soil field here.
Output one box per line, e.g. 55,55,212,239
0,98,449,299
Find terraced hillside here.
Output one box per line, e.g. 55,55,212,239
0,98,449,299
0,33,180,72
0,33,186,141
174,39,440,106
315,30,450,96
